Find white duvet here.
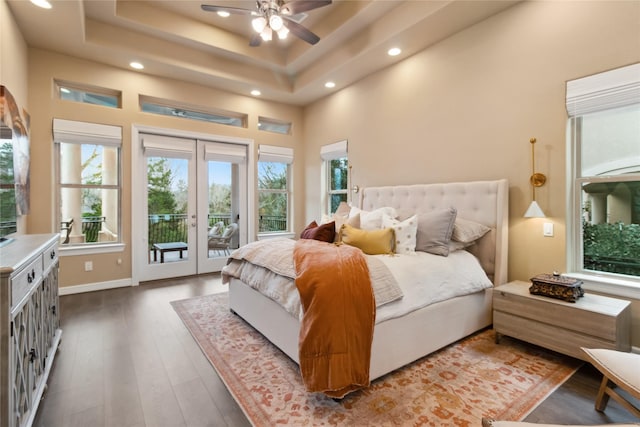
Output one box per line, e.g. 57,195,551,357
223,247,493,324
374,250,493,323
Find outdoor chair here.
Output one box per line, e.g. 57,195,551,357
208,222,238,256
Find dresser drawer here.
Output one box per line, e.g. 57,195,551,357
11,255,43,309
42,242,58,273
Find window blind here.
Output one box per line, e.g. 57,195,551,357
203,141,247,164
566,62,640,117
258,144,293,164
320,139,347,160
53,118,121,146
141,134,195,159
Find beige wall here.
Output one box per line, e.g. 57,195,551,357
302,1,640,346
27,49,304,287
6,0,640,347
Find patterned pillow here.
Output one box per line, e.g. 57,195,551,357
382,213,417,254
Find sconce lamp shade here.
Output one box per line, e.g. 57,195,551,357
524,200,546,218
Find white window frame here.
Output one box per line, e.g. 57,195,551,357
257,144,293,237
565,63,640,299
53,118,124,255
321,140,348,214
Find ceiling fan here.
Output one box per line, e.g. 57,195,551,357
201,0,332,46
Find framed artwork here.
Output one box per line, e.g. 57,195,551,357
0,85,30,217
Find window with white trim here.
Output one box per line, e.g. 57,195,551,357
566,63,640,282
321,140,348,214
257,145,292,233
54,119,122,246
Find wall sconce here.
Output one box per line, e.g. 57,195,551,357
348,164,360,193
524,137,546,218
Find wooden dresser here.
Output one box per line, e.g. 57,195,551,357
493,280,631,360
1,234,62,427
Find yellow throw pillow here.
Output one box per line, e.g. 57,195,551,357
339,224,395,255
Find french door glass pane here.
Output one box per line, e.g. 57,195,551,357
147,156,189,264
207,161,233,258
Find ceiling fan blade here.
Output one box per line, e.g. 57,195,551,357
201,4,255,15
282,18,320,45
280,0,331,15
249,33,262,47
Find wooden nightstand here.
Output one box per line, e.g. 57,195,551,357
493,281,631,360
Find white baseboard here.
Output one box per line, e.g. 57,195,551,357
59,278,133,295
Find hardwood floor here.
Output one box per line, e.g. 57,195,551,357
35,275,638,426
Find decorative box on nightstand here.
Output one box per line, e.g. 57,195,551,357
493,281,631,360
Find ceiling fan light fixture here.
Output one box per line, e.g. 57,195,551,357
260,27,273,41
277,26,289,39
269,14,284,31
252,17,267,33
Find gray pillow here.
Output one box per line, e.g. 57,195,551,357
452,217,491,243
415,207,457,256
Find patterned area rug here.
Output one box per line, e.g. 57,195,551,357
172,293,581,427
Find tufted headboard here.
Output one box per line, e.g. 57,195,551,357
359,179,509,286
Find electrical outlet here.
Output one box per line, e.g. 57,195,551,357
543,222,554,237
84,261,93,271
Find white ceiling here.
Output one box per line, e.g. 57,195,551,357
7,0,519,106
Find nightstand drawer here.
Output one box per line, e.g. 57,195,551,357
493,281,631,359
494,311,618,359
493,289,622,342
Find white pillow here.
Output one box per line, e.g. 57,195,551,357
351,206,398,230
382,213,417,254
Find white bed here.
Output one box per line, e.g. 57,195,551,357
226,179,509,381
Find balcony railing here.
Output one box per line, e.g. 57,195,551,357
0,220,17,237
82,216,106,243
146,213,287,247
258,215,287,232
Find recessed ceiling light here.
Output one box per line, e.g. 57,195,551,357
251,89,261,96
217,11,230,18
324,81,336,89
130,62,144,70
30,0,51,9
388,47,402,57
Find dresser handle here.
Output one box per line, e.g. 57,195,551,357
51,305,56,315
50,250,56,259
29,348,37,363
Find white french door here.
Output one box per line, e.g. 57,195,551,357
132,127,253,283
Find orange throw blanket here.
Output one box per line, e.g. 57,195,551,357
293,239,376,398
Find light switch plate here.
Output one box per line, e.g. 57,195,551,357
543,222,554,237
